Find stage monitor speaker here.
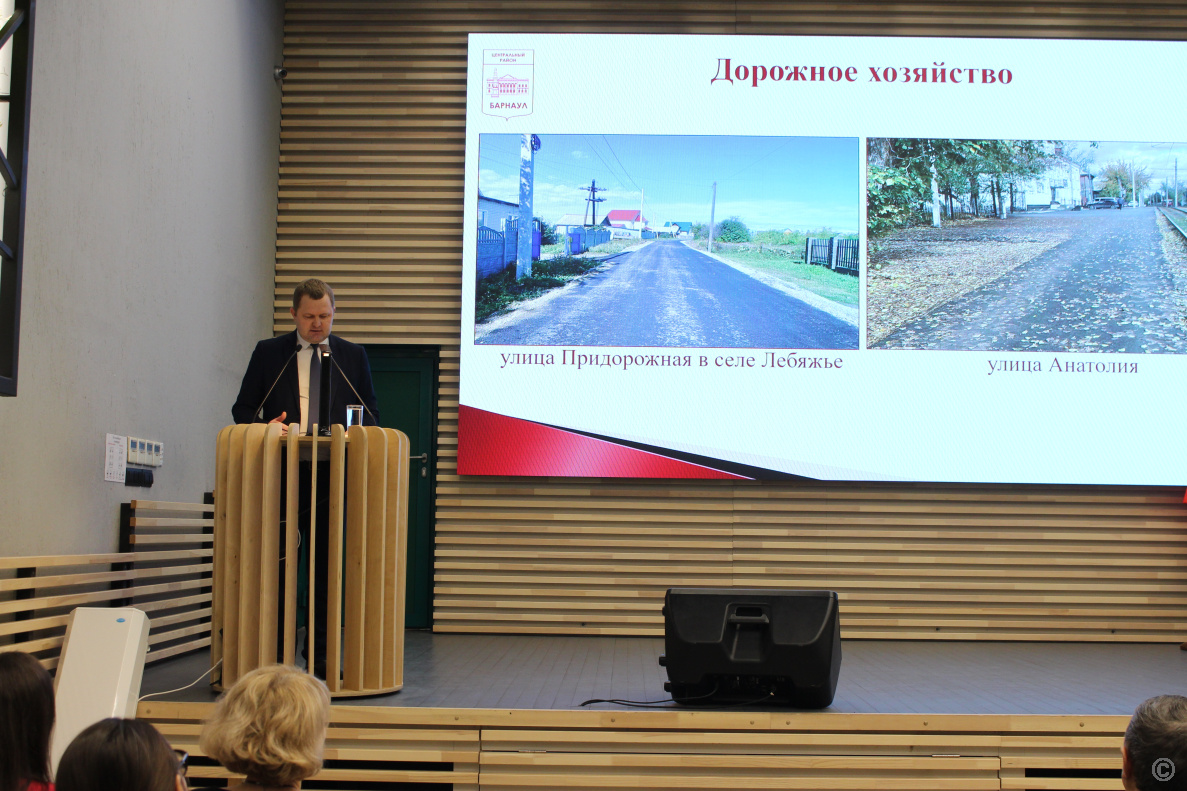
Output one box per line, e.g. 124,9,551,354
50,607,149,772
659,588,840,708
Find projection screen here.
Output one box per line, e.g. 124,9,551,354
459,33,1187,485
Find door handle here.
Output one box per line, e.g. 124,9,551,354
411,452,429,477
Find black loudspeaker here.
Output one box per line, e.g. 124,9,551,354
659,588,841,708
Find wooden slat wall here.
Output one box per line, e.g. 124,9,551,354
731,486,1187,641
0,549,212,668
148,701,480,791
436,481,737,635
122,500,215,662
278,1,1187,641
141,701,1127,791
435,482,1187,639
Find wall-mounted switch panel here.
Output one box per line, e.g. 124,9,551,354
126,436,164,467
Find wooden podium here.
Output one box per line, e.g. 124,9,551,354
211,422,409,697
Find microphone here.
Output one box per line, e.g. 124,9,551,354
316,344,332,436
328,353,379,425
252,342,302,422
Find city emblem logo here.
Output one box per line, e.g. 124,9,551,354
483,49,533,119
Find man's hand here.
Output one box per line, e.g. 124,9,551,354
268,411,289,437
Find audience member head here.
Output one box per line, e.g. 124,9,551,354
199,665,331,788
1123,694,1187,791
0,650,55,791
55,718,184,791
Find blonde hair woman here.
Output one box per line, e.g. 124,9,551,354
200,666,331,790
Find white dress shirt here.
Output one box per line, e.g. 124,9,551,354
295,335,327,434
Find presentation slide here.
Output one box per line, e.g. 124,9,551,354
459,33,1187,485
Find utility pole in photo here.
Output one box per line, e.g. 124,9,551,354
639,187,645,237
708,181,717,253
580,179,606,226
928,141,942,227
517,133,539,279
930,162,942,227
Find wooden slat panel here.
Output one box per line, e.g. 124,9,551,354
10,634,66,654
735,1,1187,39
148,622,214,647
0,612,71,637
213,425,233,678
0,553,136,569
0,603,211,646
481,729,1005,755
0,562,211,592
142,601,212,623
222,424,248,679
363,426,388,690
146,636,213,664
388,426,410,689
732,485,1187,640
283,424,301,664
0,495,212,666
129,534,212,545
129,500,210,512
236,425,266,672
0,549,208,569
130,517,214,528
0,577,209,617
140,700,1129,791
125,493,216,674
280,0,1187,641
479,753,1001,790
325,429,345,691
1000,732,1123,791
143,700,480,790
257,422,284,665
343,423,368,689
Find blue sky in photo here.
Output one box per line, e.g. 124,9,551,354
1072,141,1187,187
478,134,860,233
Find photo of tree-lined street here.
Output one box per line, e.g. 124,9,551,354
474,134,860,349
867,138,1187,352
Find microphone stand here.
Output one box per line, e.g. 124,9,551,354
252,343,302,422
316,345,333,436
328,353,378,425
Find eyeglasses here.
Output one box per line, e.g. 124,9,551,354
173,749,189,777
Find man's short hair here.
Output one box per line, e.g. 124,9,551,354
292,278,334,310
1126,695,1187,791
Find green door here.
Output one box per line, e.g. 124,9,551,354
365,346,437,629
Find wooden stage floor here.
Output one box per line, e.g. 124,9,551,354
140,631,1185,715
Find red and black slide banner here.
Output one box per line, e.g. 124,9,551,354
458,406,756,479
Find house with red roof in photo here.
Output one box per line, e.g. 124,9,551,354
605,209,657,239
605,209,648,229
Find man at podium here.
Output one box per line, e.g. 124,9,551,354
232,278,379,431
231,277,380,677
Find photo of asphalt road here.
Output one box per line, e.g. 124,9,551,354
475,240,859,348
867,137,1187,353
873,208,1187,352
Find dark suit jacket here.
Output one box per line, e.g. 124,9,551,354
231,331,380,427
